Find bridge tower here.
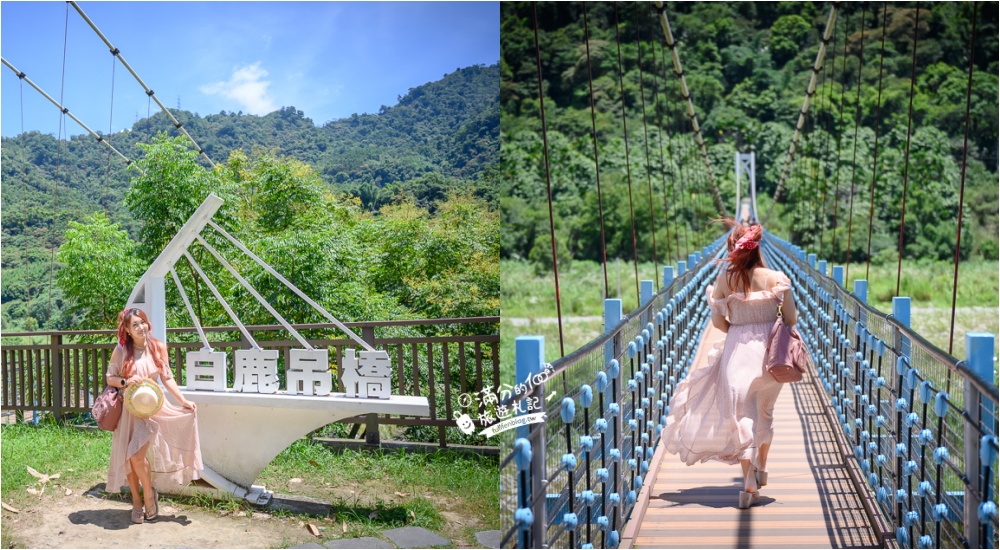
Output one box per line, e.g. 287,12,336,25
733,151,759,225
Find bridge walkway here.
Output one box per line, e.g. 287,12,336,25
633,325,882,549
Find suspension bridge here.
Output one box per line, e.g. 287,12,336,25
501,2,997,548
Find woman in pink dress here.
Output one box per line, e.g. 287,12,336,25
105,308,202,524
664,223,798,508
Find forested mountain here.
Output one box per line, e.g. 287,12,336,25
1,63,500,332
501,3,997,267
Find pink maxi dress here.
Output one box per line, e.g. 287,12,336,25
664,274,791,465
107,344,203,493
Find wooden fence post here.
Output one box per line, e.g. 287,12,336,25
52,334,63,422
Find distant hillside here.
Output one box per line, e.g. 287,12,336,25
0,63,500,330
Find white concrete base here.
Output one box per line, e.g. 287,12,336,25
176,388,429,500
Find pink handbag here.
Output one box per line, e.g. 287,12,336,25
764,300,809,383
92,385,123,431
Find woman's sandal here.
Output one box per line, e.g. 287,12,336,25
756,468,769,487
131,505,144,524
143,488,159,521
738,465,760,509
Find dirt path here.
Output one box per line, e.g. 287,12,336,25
3,489,324,549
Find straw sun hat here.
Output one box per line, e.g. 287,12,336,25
124,378,164,419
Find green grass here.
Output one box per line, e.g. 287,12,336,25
1,421,498,548
836,260,998,311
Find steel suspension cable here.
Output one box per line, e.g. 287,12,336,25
18,77,31,311
864,3,890,281
650,10,674,265
845,5,867,281
635,1,659,290
582,4,610,299
895,4,921,298
49,3,71,322
674,87,691,257
765,4,838,224
1,58,135,168
660,41,683,260
103,48,117,211
654,1,726,217
831,9,851,260
948,2,979,356
613,1,641,308
69,1,215,168
818,21,837,255
531,3,565,358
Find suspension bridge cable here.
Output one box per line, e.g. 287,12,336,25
635,1,659,290
650,9,674,265
1,58,135,168
818,21,837,255
613,1,641,308
18,76,31,313
948,2,979,356
582,4,610,299
49,3,71,323
673,82,691,257
68,1,215,168
103,47,117,211
765,4,839,224
660,40,683,260
863,3,889,282
654,1,726,218
531,3,566,357
830,9,851,260
844,5,867,281
895,4,921,298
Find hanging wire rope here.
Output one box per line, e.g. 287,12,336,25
635,1,659,290
765,5,838,224
613,1,641,308
864,3,890,281
102,46,117,211
818,20,837,255
1,58,135,168
68,1,215,168
18,76,31,311
660,39,683,259
673,85,692,257
895,4,921,298
830,9,851,261
48,3,71,322
948,2,979,356
650,8,674,265
654,1,726,217
844,5,867,281
582,4,610,299
531,3,566,357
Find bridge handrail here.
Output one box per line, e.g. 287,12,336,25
501,236,728,549
762,231,998,549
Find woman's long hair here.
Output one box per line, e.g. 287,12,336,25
715,219,764,295
117,308,167,379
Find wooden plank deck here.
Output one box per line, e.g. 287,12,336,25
633,325,881,549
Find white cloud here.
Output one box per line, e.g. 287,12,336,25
200,63,277,115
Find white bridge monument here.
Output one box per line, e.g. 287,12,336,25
125,193,429,505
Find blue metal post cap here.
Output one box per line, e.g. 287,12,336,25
608,492,621,506
626,490,637,505
917,429,933,446
560,397,576,424
514,507,533,529
561,453,577,471
919,380,933,403
580,435,594,453
596,516,609,531
608,403,620,417
933,392,949,417
580,490,595,505
595,418,608,434
918,480,933,497
904,460,918,476
580,385,594,408
895,355,910,376
627,341,638,357
918,535,934,549
608,448,621,461
562,513,578,530
595,372,608,393
596,468,610,482
979,501,997,524
607,360,620,379
608,530,620,548
932,503,949,522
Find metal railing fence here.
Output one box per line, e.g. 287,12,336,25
500,236,728,549
762,232,997,549
1,317,500,448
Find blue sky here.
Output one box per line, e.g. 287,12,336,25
1,1,499,137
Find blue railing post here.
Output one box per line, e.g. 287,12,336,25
892,297,911,360
677,260,687,277
808,253,816,270
964,332,996,549
663,266,674,289
688,253,697,270
605,299,623,367
832,266,844,288
818,259,827,277
640,280,654,307
854,280,867,328
515,335,547,547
